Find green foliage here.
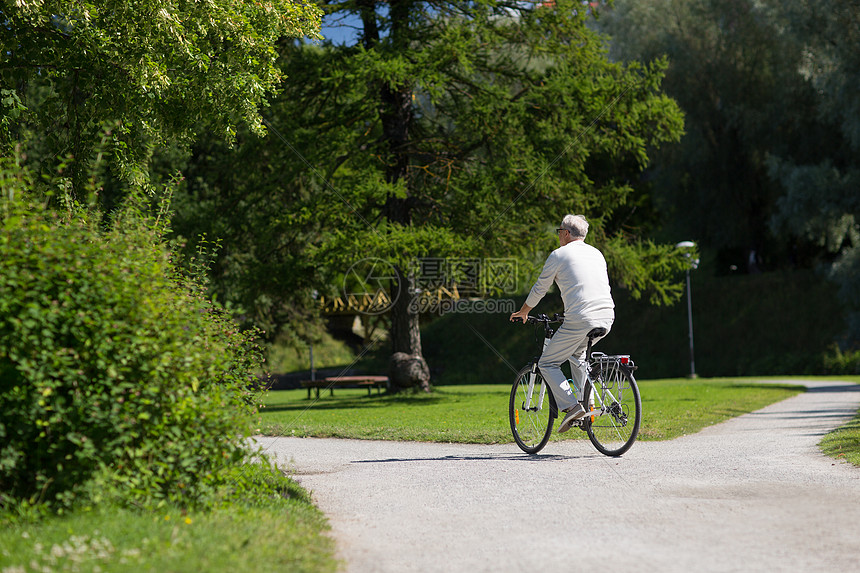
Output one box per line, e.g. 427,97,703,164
765,0,860,341
0,90,26,147
1,0,322,194
267,330,357,374
599,0,805,259
167,134,328,344
602,236,690,305
0,167,268,511
600,0,860,344
171,0,687,348
821,346,860,376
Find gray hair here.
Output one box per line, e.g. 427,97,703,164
560,214,588,239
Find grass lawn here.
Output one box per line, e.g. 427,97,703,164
1,489,338,573
260,378,807,444
820,410,860,467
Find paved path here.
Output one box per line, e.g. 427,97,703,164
256,381,860,573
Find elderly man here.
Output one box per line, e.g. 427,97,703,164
509,214,615,433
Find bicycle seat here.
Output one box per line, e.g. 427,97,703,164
587,327,607,340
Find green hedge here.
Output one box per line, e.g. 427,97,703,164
0,184,265,510
416,269,849,383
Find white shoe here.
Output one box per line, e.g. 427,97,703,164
558,403,587,433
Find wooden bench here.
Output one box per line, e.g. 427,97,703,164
300,375,389,399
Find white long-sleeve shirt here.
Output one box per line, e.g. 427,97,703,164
525,240,615,321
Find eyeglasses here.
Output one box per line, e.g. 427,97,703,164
556,228,569,234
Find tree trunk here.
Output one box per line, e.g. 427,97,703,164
390,265,421,356
388,265,429,392
361,0,429,390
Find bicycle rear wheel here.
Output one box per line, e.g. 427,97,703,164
583,363,641,457
509,365,556,454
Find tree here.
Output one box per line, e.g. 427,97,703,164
766,0,860,343
166,127,327,346
600,0,860,343
598,0,818,271
174,0,688,388
0,0,322,198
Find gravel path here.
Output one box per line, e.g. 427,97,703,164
255,380,860,573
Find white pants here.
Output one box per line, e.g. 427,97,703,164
538,317,613,411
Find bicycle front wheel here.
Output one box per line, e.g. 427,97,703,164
583,364,641,457
509,365,556,454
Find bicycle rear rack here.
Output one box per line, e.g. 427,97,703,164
591,352,637,371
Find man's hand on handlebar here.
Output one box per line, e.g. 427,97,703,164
509,309,530,324
510,312,564,325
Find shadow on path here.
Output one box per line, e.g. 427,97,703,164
351,452,587,464
806,384,860,394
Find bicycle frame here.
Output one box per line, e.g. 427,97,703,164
522,366,548,413
521,318,556,414
521,317,633,425
510,313,641,456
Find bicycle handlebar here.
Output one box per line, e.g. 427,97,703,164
511,313,563,324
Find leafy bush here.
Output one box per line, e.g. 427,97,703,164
0,171,266,511
821,345,860,375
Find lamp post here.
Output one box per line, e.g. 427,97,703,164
310,290,319,382
676,242,699,379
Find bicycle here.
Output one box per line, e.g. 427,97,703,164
509,313,641,456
